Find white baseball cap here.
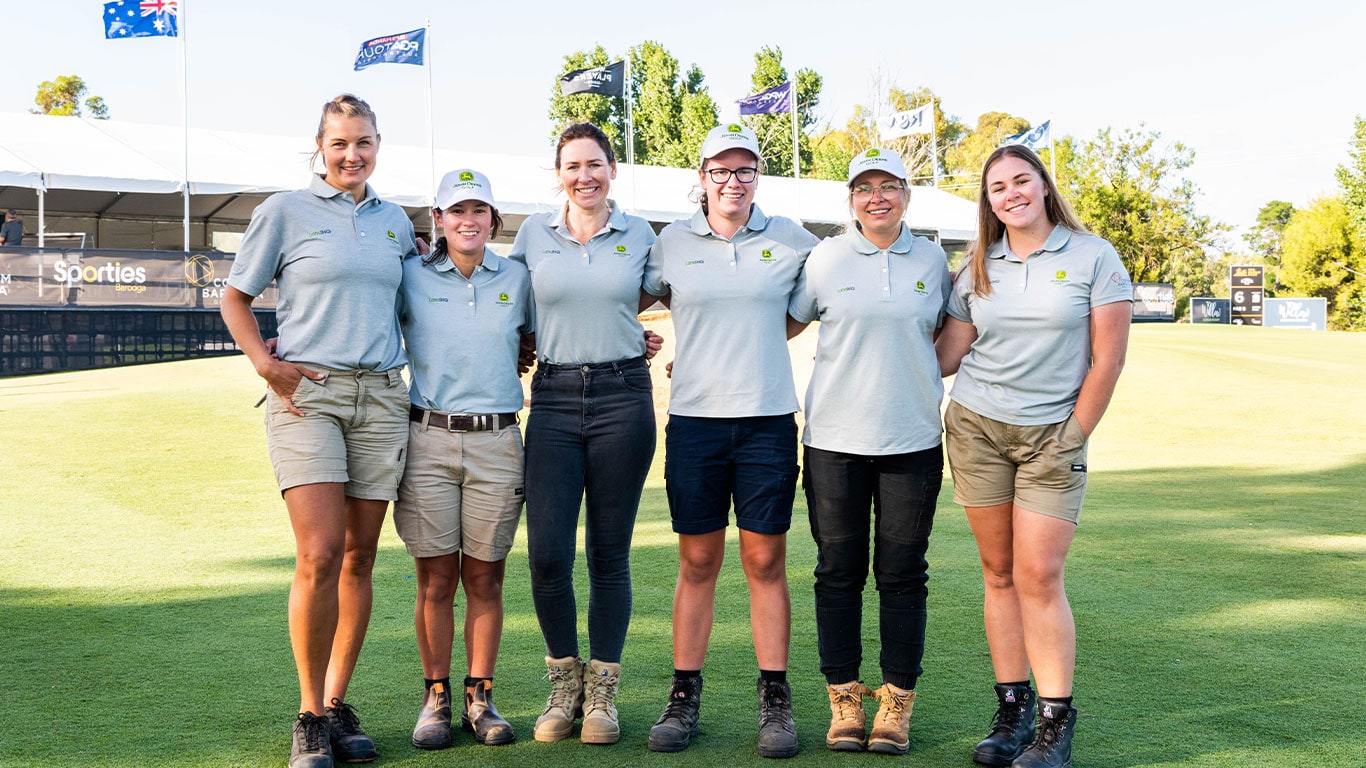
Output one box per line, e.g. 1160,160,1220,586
700,123,761,163
847,148,908,185
434,169,495,209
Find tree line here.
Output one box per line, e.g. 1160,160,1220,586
548,42,1365,330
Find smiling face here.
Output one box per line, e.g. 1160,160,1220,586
850,170,908,244
985,154,1050,235
436,200,493,259
317,114,379,201
557,137,616,213
701,147,759,228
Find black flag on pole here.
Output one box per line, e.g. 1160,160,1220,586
560,61,625,97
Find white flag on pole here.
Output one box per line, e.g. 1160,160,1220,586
877,104,933,140
1002,121,1051,151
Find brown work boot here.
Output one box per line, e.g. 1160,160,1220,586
867,683,915,755
580,659,622,745
825,681,875,751
533,655,584,742
462,678,514,746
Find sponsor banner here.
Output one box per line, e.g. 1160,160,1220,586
1189,297,1230,324
560,61,626,97
1229,265,1264,326
1132,282,1175,322
0,247,275,310
1262,297,1327,330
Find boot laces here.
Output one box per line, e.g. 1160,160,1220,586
545,665,579,710
989,699,1027,735
875,687,910,722
327,698,362,736
1033,715,1062,754
296,712,329,751
584,670,618,714
830,686,865,723
661,679,698,720
759,682,793,729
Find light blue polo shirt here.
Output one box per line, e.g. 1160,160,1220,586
399,249,533,414
507,201,655,364
228,174,413,371
645,205,818,418
789,225,951,455
947,224,1132,425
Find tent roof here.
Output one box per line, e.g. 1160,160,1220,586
0,112,977,241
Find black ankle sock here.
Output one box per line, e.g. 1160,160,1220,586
464,676,491,688
1043,695,1073,708
674,668,701,680
759,669,787,684
999,680,1032,688
425,677,451,690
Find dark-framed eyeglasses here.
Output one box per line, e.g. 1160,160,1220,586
705,167,759,184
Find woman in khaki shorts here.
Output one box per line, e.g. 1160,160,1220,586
222,94,415,768
936,145,1131,768
394,169,532,750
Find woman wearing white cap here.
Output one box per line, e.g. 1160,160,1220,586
508,123,659,746
936,144,1131,768
221,94,412,768
395,169,532,750
643,123,818,759
787,148,950,755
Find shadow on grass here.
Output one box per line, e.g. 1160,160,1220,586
3,463,1361,767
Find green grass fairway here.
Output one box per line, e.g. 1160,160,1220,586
1,324,1362,767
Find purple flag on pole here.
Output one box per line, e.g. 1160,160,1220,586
737,81,792,115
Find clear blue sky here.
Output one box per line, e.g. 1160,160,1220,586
9,0,1364,239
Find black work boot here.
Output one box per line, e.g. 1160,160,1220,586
756,678,799,759
289,712,333,768
972,683,1036,766
647,675,702,752
325,699,377,763
1012,697,1076,768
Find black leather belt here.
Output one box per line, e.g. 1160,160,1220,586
410,405,517,432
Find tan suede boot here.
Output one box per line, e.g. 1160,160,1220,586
867,683,916,755
533,656,584,742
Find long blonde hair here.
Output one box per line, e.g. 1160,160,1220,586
966,145,1085,297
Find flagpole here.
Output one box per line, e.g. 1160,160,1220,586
625,55,637,213
1049,116,1056,182
424,20,435,237
930,98,940,189
178,0,189,250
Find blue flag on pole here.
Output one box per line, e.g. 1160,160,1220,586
737,81,792,115
354,28,426,71
1002,121,1051,151
103,0,178,39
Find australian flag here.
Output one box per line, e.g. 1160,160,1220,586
737,82,792,116
104,0,178,39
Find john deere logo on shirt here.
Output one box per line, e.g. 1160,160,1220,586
865,149,880,158
1051,269,1070,286
307,229,333,239
615,245,628,256
496,292,513,306
460,171,475,182
387,230,397,240
727,124,743,133
499,292,509,301
916,280,925,290
760,249,774,262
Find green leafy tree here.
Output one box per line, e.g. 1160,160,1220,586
1060,126,1226,291
942,112,1031,199
1280,196,1366,329
1335,116,1366,241
809,86,965,185
548,46,624,156
32,75,109,119
1243,200,1296,293
627,41,717,168
742,46,821,178
547,43,717,168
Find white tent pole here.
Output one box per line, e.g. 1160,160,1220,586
38,188,45,248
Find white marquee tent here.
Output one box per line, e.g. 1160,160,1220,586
0,112,977,251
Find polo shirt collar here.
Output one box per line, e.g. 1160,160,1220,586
309,173,380,207
989,223,1073,262
850,224,914,255
431,247,499,275
550,200,627,234
687,203,769,237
